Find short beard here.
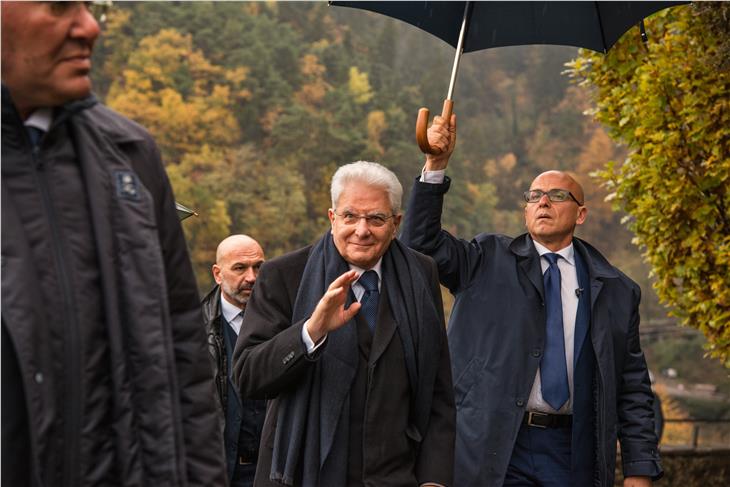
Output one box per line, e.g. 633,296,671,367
221,282,251,308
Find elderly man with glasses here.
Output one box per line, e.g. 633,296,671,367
233,161,455,487
401,116,661,487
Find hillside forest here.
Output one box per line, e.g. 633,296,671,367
89,2,729,373
92,2,636,294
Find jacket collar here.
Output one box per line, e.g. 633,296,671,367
1,83,97,129
509,233,619,281
2,83,146,147
51,94,97,129
572,238,619,280
509,233,538,259
201,284,224,334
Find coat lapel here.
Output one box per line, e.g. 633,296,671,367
511,234,544,302
573,238,619,361
318,292,358,466
369,286,396,366
572,244,591,366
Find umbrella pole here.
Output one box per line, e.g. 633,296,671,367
416,1,473,154
446,1,472,104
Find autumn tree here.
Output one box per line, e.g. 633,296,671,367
104,26,256,288
106,28,249,162
166,145,314,290
166,146,233,288
567,3,730,364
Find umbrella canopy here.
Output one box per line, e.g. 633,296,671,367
175,202,198,221
332,1,685,54
331,1,687,154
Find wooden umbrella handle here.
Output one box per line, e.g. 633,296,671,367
416,99,454,155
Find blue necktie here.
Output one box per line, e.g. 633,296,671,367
26,126,44,147
540,253,569,410
358,270,379,333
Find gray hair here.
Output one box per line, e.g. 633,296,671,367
330,161,403,214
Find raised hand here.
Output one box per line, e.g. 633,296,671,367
425,114,457,171
305,270,362,344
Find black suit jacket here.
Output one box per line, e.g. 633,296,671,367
233,244,455,487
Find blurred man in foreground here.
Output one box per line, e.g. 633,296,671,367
1,2,225,485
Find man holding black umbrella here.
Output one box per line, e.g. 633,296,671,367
401,116,662,487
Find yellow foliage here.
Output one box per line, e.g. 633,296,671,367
295,54,330,108
498,153,517,172
260,107,283,135
106,27,247,163
296,84,327,108
300,54,326,78
348,66,373,105
567,4,730,363
483,158,498,179
367,110,387,156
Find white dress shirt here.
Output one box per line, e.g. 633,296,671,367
25,107,53,132
220,296,244,336
527,241,579,414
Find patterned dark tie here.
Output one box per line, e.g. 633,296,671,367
26,126,44,147
540,253,569,410
358,270,379,334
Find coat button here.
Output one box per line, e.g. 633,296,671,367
531,349,541,358
34,372,44,384
516,399,524,407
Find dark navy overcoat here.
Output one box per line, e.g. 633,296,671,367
401,178,662,487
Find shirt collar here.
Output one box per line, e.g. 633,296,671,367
533,240,575,267
24,107,53,132
220,294,243,324
349,258,383,283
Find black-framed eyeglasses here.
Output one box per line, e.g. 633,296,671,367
334,210,396,228
523,189,583,205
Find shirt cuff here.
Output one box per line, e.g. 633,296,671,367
301,319,327,354
420,167,446,184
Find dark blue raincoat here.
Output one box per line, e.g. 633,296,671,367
401,177,662,487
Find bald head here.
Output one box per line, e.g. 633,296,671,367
213,235,265,309
216,235,262,264
524,170,588,251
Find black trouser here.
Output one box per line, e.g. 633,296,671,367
230,461,256,487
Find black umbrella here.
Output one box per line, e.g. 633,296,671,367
331,1,687,154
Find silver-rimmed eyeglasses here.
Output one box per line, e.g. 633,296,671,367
334,210,396,227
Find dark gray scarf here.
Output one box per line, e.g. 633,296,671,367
269,231,443,486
